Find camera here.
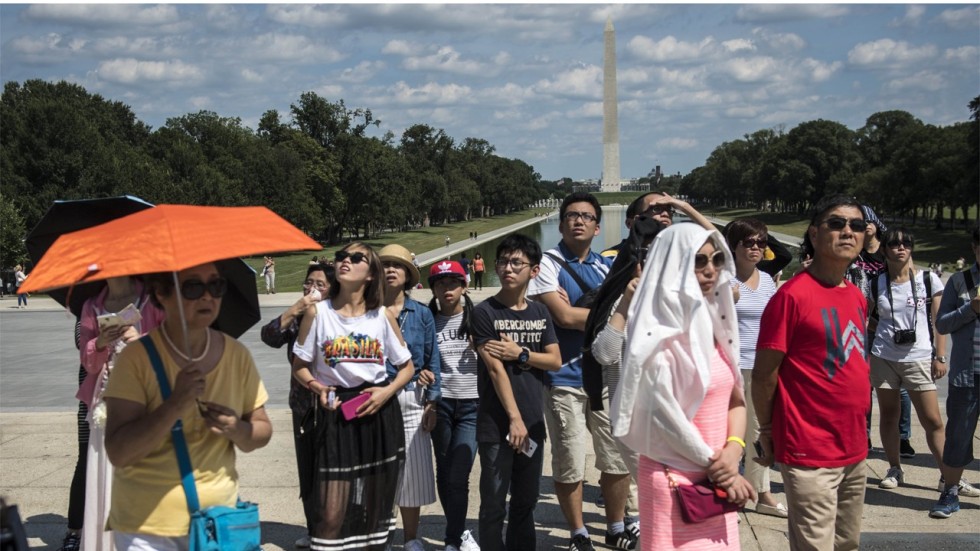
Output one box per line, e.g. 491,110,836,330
893,329,917,345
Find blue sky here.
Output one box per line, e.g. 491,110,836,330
1,4,977,181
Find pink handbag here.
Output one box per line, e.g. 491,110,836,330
665,466,740,523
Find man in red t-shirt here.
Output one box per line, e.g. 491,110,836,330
753,194,870,551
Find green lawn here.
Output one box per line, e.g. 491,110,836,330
247,208,554,291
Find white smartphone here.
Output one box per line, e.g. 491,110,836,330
506,435,538,457
308,288,322,301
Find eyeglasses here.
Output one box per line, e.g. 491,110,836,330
303,279,329,290
642,205,674,217
495,258,531,271
563,211,598,223
821,217,868,232
887,239,912,250
334,250,367,264
740,238,767,249
694,251,726,271
180,277,228,300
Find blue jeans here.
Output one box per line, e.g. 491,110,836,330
479,440,543,551
431,398,479,547
943,375,979,468
868,388,912,440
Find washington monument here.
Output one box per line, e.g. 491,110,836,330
601,17,620,192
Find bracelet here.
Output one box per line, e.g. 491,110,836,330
726,436,746,449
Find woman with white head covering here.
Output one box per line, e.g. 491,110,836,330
612,223,756,550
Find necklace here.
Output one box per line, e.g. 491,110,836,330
161,326,211,363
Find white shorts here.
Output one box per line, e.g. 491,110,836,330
396,384,436,507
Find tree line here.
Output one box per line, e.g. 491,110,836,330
679,98,980,228
0,80,556,268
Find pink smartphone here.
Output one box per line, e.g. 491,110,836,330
340,393,370,421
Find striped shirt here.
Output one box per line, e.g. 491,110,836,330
733,270,777,371
435,312,479,399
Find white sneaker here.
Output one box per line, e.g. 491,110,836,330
938,477,980,497
459,530,481,551
294,534,310,548
879,466,904,489
405,539,426,551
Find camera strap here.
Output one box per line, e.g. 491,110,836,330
885,268,918,333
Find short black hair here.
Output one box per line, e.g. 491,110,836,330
625,191,666,219
560,191,603,224
496,233,542,266
809,194,862,226
882,227,915,251
972,225,979,246
724,218,768,253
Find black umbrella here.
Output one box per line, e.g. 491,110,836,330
212,258,261,339
25,196,154,316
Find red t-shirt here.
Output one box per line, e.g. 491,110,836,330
757,270,870,468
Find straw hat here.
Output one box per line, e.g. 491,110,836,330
378,244,420,288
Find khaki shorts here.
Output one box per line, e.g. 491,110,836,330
543,386,630,484
870,355,936,392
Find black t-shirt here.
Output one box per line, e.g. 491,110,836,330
472,297,558,443
460,257,472,272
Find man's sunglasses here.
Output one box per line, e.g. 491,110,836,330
334,250,368,264
643,205,674,217
821,217,868,232
180,277,228,300
694,250,726,271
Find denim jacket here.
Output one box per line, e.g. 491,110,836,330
936,263,980,387
386,298,442,402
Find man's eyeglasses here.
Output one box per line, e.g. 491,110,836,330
563,211,598,223
821,217,868,232
740,238,767,249
180,277,228,300
642,205,674,217
495,258,531,271
303,279,329,290
694,251,726,271
887,239,912,250
335,250,368,264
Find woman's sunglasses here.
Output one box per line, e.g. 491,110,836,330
887,239,913,250
334,250,368,264
180,277,228,300
694,250,726,271
740,238,767,249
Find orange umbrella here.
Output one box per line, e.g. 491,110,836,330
19,204,321,294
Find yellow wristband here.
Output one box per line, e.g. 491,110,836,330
726,436,746,449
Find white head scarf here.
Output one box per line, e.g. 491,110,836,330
611,222,742,470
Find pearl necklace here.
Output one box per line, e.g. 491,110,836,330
161,326,211,363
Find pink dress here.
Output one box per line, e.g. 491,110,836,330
638,344,738,550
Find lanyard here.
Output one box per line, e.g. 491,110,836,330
885,268,917,331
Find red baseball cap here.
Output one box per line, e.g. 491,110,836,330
428,260,467,284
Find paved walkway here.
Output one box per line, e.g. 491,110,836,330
414,210,558,268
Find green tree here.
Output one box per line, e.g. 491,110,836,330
0,192,27,270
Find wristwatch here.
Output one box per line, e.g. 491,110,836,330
935,355,948,364
517,347,530,365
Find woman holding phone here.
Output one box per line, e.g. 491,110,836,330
293,243,415,550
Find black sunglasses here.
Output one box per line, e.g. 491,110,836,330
180,277,228,300
822,217,868,232
694,250,726,271
887,239,913,249
335,250,368,264
740,237,767,249
643,205,674,217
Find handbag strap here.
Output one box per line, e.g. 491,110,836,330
544,251,594,296
141,335,201,513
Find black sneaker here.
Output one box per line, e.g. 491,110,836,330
58,532,81,551
569,534,595,551
900,439,916,458
605,529,638,550
624,516,640,540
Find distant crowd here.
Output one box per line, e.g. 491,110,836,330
49,191,979,551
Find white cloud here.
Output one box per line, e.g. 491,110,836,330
189,96,211,109
401,46,497,76
534,65,603,99
935,7,980,30
723,106,760,119
723,56,781,83
382,40,422,56
240,69,263,83
722,39,755,53
735,5,850,23
96,58,203,84
24,4,179,26
890,5,926,27
752,28,806,52
801,58,843,82
628,35,716,62
387,81,474,106
247,34,343,63
266,5,347,27
477,83,533,106
943,46,979,64
885,70,945,93
338,61,386,84
847,39,938,67
656,137,698,150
